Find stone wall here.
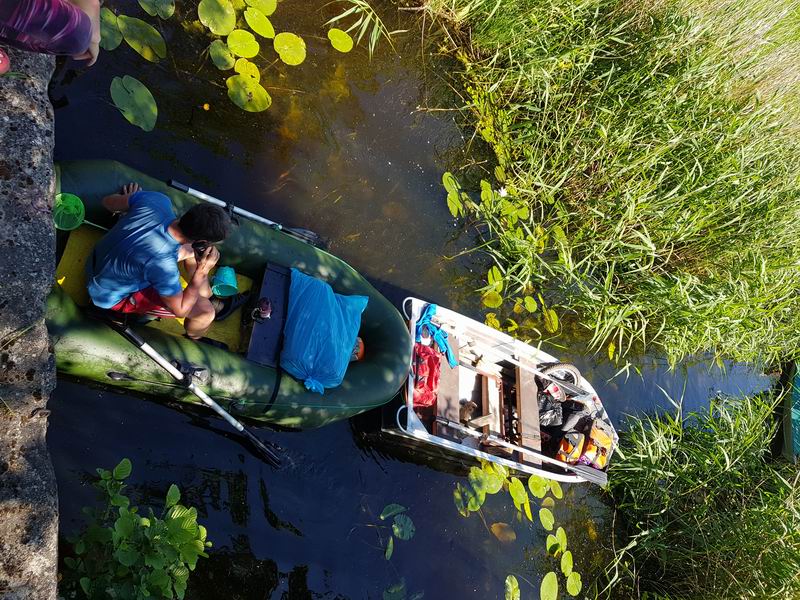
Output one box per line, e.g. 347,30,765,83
0,49,58,600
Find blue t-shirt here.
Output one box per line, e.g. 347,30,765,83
86,191,183,308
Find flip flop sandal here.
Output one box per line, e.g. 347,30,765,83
0,48,10,76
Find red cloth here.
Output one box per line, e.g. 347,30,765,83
110,287,176,318
412,343,441,408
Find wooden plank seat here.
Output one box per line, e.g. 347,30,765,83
516,357,541,465
246,263,290,367
433,335,461,438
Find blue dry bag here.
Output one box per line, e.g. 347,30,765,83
281,269,368,394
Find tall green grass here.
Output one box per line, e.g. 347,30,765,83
424,0,800,364
603,394,800,599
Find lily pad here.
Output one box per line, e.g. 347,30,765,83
442,171,460,194
550,480,564,500
234,58,260,80
110,76,157,131
544,307,559,334
384,536,393,560
541,496,555,508
208,39,235,70
528,474,549,498
198,0,236,36
546,533,561,555
539,507,554,531
100,8,122,50
561,550,573,577
226,74,271,112
246,0,276,16
138,0,175,19
504,575,520,600
118,16,166,62
468,466,491,496
244,7,275,38
524,295,538,313
379,503,407,520
480,463,504,494
392,514,415,540
446,190,463,217
328,28,354,53
453,483,469,517
482,291,503,309
490,522,516,543
541,571,558,600
464,484,485,512
227,29,260,58
383,580,406,600
273,32,306,66
556,526,568,551
566,572,583,596
508,477,528,510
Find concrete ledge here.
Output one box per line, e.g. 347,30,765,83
0,48,58,600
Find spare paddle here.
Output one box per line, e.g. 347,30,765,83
168,179,324,248
107,320,281,468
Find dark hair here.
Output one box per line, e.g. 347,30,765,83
178,204,231,243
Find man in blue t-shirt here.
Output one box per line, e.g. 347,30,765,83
87,182,245,346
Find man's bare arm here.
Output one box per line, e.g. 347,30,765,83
159,247,219,318
102,182,141,213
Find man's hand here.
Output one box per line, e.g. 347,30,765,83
102,182,141,213
70,0,101,66
195,246,220,278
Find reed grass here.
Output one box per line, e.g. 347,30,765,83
423,0,800,364
603,393,800,599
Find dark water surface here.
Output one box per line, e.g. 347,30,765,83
48,1,773,597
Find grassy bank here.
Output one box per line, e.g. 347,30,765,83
425,0,800,364
603,393,800,599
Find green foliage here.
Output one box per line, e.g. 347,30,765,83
138,0,175,20
538,507,554,531
325,0,399,59
227,29,259,58
118,15,166,62
226,74,271,112
391,514,416,540
245,0,276,16
540,571,558,600
328,28,354,53
379,503,407,520
208,39,235,70
425,0,800,365
273,32,306,66
504,574,520,600
100,8,122,51
61,459,211,600
605,392,800,599
110,76,158,132
198,0,236,35
244,8,275,38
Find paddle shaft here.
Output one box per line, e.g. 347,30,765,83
437,417,608,486
117,325,281,467
168,180,318,245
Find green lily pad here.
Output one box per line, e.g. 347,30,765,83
528,474,549,498
504,575,520,600
539,507,554,531
244,7,275,38
198,0,236,35
100,8,122,50
550,480,564,500
482,291,503,309
480,463,504,494
556,526,568,551
392,514,415,540
234,58,260,80
541,571,558,600
464,484,485,512
110,76,157,131
226,74,271,112
380,503,407,520
384,536,393,560
273,32,306,66
246,0,276,16
117,15,166,62
453,483,469,517
508,477,528,510
523,295,538,313
468,466,490,496
383,580,406,600
209,39,235,70
544,307,559,334
566,572,582,596
231,0,246,9
328,28,354,53
541,496,555,508
139,0,175,19
546,533,560,555
561,550,573,577
227,29,260,58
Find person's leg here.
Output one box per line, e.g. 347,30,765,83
178,245,212,298
184,296,215,339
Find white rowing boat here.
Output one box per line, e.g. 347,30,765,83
380,298,618,486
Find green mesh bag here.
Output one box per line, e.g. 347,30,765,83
53,193,85,231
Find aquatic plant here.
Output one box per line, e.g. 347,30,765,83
425,0,800,365
60,458,211,600
377,503,416,560
604,392,800,598
110,75,158,132
325,0,401,58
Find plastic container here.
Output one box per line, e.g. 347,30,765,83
211,266,238,297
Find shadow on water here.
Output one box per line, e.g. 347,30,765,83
47,0,775,596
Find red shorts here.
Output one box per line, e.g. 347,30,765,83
111,287,176,318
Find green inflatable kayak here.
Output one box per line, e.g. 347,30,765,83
47,160,412,429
